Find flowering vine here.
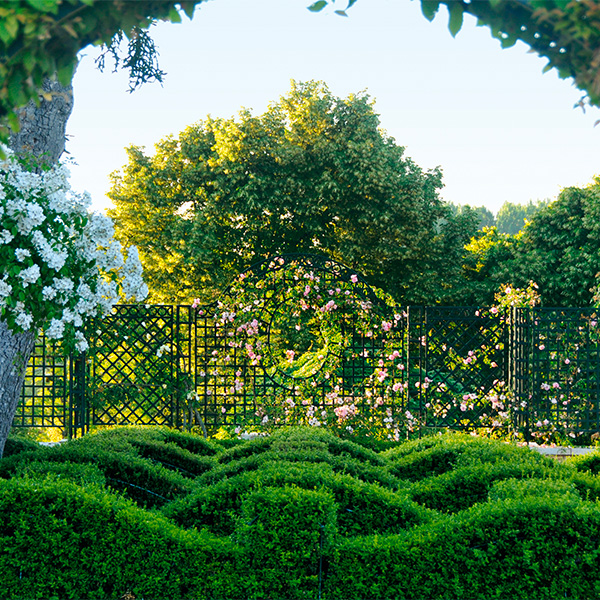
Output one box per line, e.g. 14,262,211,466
193,256,409,441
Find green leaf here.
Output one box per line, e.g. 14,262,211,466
4,16,18,41
21,50,36,74
308,1,328,12
335,9,348,16
500,34,517,49
168,7,182,24
421,1,441,22
180,1,196,19
448,2,464,37
25,0,59,12
489,0,502,7
56,62,75,86
0,22,14,46
7,112,20,133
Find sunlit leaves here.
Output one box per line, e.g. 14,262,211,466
109,80,469,306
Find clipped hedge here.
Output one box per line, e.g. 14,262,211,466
488,477,582,503
127,439,216,477
5,425,600,599
409,460,558,513
3,436,42,458
236,485,337,600
324,495,600,599
165,461,431,536
384,433,549,481
568,448,600,475
202,431,399,489
0,478,244,600
80,425,223,456
0,443,194,508
12,459,107,487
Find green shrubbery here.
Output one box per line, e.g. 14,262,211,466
2,425,600,599
0,477,244,600
0,431,200,507
165,461,429,537
326,495,600,599
1,435,42,458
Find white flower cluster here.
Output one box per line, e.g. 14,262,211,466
0,152,148,354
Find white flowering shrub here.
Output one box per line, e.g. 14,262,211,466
0,154,148,353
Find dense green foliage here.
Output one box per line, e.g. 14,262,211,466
460,177,600,306
449,203,496,231
3,425,600,599
0,1,203,146
109,81,475,305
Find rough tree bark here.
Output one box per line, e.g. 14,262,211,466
0,77,73,458
9,77,74,168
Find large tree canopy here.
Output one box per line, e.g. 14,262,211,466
108,81,476,304
2,0,600,150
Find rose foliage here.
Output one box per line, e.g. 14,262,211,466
0,153,148,353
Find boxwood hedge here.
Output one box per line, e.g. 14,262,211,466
2,426,600,599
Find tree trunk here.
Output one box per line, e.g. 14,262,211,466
0,323,36,458
9,77,74,168
0,76,74,458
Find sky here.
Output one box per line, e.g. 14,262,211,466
66,0,600,216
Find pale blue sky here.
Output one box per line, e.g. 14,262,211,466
67,0,600,215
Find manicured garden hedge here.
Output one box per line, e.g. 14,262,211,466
2,425,600,599
325,492,600,599
0,477,244,600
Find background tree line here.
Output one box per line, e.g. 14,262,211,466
449,200,549,235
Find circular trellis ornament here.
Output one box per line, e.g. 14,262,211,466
194,255,412,439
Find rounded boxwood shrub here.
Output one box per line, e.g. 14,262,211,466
0,443,194,508
165,461,431,537
381,432,456,461
488,477,581,503
567,449,600,474
270,427,387,466
216,435,272,464
325,495,600,599
13,459,107,487
75,425,222,457
0,477,245,600
217,427,386,467
127,439,216,477
408,459,557,513
385,433,550,481
3,435,42,458
200,445,400,489
236,485,337,600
